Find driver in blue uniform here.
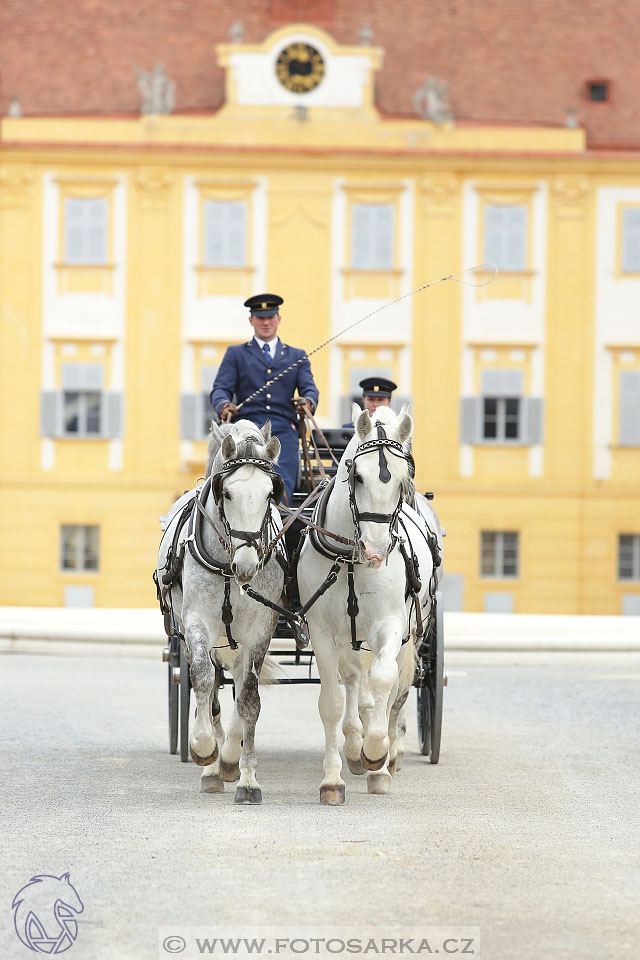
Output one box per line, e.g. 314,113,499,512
210,293,319,505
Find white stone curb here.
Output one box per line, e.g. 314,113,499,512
0,606,638,655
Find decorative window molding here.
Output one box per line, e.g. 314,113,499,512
480,531,519,579
55,178,117,294
60,524,100,572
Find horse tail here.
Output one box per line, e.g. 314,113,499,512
257,654,286,684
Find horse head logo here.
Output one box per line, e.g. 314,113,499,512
12,873,84,954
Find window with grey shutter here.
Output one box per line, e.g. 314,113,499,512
621,208,640,273
104,393,124,438
619,370,640,446
61,364,104,437
481,369,524,442
483,204,527,271
351,204,394,270
40,391,60,437
60,524,100,571
523,397,544,444
180,394,198,440
480,531,519,578
203,201,247,267
460,397,481,444
618,534,640,580
64,197,108,264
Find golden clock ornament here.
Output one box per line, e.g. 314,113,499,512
275,43,325,94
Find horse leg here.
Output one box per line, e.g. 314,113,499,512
219,655,244,783
361,625,402,774
234,641,269,805
338,648,366,776
314,638,346,805
387,691,409,776
200,664,226,794
185,620,218,766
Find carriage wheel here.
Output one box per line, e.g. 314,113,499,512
179,640,191,762
416,590,444,763
168,653,178,755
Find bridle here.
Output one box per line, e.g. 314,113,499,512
344,422,412,560
209,455,285,568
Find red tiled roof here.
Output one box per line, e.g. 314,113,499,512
1,0,638,146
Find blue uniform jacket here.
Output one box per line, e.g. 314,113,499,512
210,338,319,504
210,338,318,422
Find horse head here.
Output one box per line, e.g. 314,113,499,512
350,402,413,567
211,419,281,584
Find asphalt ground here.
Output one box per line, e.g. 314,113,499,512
1,650,639,960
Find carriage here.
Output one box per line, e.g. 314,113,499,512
158,414,445,774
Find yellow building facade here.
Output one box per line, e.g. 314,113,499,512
1,25,639,613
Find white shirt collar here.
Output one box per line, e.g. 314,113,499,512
253,336,279,359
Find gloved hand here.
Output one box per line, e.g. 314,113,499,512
219,402,238,423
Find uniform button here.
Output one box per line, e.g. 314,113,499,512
267,393,271,398
266,405,271,410
267,369,272,374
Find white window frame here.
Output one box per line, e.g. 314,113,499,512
621,207,640,274
60,525,100,572
64,196,108,265
351,203,394,270
483,204,527,271
482,396,521,442
203,200,247,268
618,534,640,581
480,531,519,579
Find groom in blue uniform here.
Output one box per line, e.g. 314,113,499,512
210,293,319,504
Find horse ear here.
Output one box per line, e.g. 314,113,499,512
265,436,281,462
355,407,372,440
397,410,413,445
261,420,272,442
351,402,363,427
221,435,236,461
399,402,410,418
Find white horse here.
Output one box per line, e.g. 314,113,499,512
297,404,442,804
156,419,287,803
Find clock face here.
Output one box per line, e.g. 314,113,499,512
275,43,325,94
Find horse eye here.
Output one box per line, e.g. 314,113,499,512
223,492,231,501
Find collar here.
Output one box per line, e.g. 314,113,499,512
252,336,279,358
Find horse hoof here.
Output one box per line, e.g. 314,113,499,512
367,773,391,795
189,742,219,766
234,786,262,804
346,756,367,776
320,784,345,805
360,747,387,771
219,759,241,782
200,774,224,794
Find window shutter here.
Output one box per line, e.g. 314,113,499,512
40,391,60,437
204,201,247,267
64,197,107,264
62,363,104,390
104,393,124,438
482,369,523,396
180,394,198,440
619,370,640,445
622,208,640,273
484,204,526,271
351,204,372,269
523,397,544,444
372,204,394,269
460,397,480,443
